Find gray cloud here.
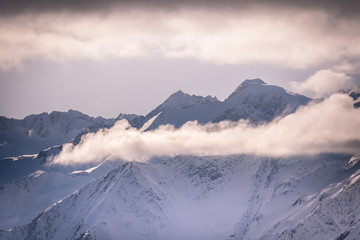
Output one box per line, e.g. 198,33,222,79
1,8,360,70
1,0,359,17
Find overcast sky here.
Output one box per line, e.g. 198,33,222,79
1,0,360,119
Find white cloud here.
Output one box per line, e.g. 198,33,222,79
51,94,360,165
290,69,355,97
1,7,360,70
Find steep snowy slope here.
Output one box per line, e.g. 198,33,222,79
272,168,360,240
0,156,124,230
144,79,311,130
0,170,94,230
0,110,116,158
2,153,359,240
219,79,310,123
228,154,360,240
1,162,171,239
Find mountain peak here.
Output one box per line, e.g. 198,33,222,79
242,78,266,85
227,78,267,99
173,90,185,95
221,78,311,123
163,90,218,109
163,90,190,107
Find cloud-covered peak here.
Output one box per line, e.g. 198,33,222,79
339,86,360,108
349,87,360,100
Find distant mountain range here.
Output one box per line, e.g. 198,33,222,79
0,110,115,159
0,79,359,240
0,79,311,158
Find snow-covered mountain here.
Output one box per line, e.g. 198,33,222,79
0,78,359,239
1,154,359,240
219,79,310,123
0,170,94,230
0,156,125,231
0,79,311,159
142,79,311,130
0,110,116,158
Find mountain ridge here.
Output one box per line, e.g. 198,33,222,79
0,79,311,158
143,79,311,130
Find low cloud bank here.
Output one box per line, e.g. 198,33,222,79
290,69,355,97
52,94,360,165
